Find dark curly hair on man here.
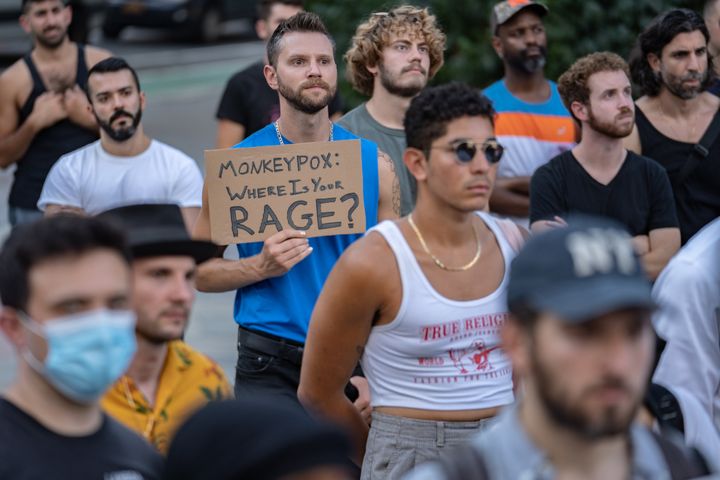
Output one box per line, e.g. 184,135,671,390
404,82,495,155
629,8,712,97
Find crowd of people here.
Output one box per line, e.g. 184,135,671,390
1,0,720,478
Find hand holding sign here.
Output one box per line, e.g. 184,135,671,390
256,229,313,278
205,140,366,244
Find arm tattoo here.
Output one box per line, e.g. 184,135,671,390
379,151,401,216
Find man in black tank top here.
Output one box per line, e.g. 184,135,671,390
625,8,720,244
0,0,110,226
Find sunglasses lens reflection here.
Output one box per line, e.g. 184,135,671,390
455,143,476,163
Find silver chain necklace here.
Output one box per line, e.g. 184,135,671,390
274,120,334,145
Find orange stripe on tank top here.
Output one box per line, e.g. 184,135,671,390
494,112,576,142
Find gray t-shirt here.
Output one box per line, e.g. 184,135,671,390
338,103,414,216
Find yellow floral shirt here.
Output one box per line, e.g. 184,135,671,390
101,340,232,454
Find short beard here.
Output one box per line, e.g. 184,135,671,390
378,63,427,98
505,46,547,75
96,107,142,142
530,340,639,439
34,28,67,49
660,69,710,100
277,77,335,115
587,107,634,139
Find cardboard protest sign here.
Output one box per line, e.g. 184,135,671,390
205,140,366,244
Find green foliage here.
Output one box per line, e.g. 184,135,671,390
307,0,706,108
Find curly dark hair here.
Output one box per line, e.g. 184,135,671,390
404,82,495,155
266,12,334,67
558,52,630,119
629,8,712,97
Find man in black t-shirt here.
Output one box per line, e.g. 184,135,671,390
215,0,342,148
531,52,680,280
0,216,162,479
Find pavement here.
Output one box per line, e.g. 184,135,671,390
0,25,265,390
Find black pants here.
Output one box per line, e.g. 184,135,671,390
234,328,304,403
233,327,361,402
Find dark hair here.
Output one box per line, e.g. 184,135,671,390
21,0,66,14
266,11,334,67
0,215,131,311
630,9,711,97
404,82,496,154
86,57,141,101
256,0,304,22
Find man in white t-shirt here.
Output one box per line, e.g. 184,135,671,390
652,216,720,460
38,57,203,229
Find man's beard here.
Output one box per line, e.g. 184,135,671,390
96,107,142,142
136,311,189,345
530,341,641,439
660,68,711,100
277,76,336,114
505,45,548,74
379,62,428,98
588,106,635,139
34,25,67,49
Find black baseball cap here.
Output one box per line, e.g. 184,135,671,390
507,215,655,323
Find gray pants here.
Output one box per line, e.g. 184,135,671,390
361,412,494,480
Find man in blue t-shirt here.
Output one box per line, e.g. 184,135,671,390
193,12,398,407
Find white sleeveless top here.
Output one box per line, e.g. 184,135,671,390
361,212,515,410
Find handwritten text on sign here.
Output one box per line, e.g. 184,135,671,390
205,140,366,244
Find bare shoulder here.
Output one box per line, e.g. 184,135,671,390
635,95,652,110
0,60,31,101
335,228,396,283
85,45,113,67
701,91,720,114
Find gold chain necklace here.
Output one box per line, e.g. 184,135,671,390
407,214,482,271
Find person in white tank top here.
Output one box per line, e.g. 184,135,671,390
298,82,526,479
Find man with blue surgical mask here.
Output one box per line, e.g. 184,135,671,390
0,215,163,479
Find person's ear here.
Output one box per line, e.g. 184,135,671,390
491,35,504,59
647,52,661,74
255,19,269,40
404,147,429,182
571,101,589,123
264,64,278,91
0,307,25,349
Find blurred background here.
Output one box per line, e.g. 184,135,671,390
0,0,707,389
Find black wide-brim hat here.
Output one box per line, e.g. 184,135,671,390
97,203,218,264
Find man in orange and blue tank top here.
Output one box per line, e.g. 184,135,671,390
484,0,576,225
299,82,525,479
